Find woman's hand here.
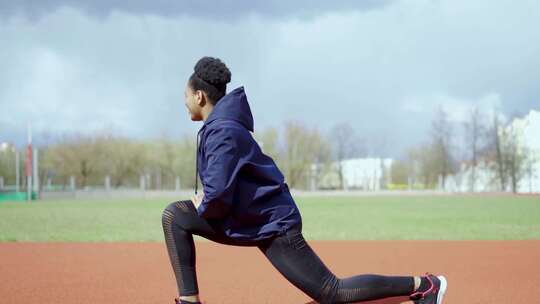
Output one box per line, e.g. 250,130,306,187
191,192,204,209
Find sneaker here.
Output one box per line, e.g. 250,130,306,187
174,297,202,304
409,273,448,304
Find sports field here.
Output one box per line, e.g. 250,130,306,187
1,195,539,241
1,194,539,303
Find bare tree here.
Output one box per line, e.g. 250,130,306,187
431,106,454,188
490,113,507,191
463,107,486,192
390,159,408,186
329,123,358,190
487,111,531,193
42,132,149,189
402,107,454,190
283,121,330,189
0,146,16,186
505,122,528,193
42,133,107,188
104,138,146,188
406,144,438,189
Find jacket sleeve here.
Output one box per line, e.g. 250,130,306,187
196,128,240,219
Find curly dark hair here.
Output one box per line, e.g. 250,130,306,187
188,56,232,105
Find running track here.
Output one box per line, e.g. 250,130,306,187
1,241,538,303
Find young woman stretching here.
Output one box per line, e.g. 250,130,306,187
162,56,448,304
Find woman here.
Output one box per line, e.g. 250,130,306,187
162,57,447,304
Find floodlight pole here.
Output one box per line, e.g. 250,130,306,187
15,150,20,192
26,123,33,201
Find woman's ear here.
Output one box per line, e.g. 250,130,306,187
198,90,212,107
195,90,205,106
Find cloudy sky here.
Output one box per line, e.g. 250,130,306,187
1,0,539,156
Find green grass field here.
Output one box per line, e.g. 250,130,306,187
0,195,539,241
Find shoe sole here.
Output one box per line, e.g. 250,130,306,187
436,275,448,304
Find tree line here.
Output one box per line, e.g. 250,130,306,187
0,121,333,190
0,109,534,192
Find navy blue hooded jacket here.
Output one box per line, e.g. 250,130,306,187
195,86,301,242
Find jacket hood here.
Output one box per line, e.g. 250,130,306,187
203,86,254,132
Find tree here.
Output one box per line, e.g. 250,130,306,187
406,144,438,189
463,107,486,192
505,122,528,193
329,123,361,189
283,121,331,189
489,113,509,191
487,111,530,193
390,159,409,186
253,126,281,165
103,138,146,188
42,133,109,188
0,145,17,187
430,106,454,188
172,136,197,190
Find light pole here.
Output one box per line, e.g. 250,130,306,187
15,150,20,192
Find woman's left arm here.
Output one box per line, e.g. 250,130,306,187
196,128,240,219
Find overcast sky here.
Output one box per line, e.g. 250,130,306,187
1,0,539,156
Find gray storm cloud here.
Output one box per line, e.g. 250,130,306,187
1,0,539,156
0,0,394,21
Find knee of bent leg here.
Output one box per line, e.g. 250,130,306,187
162,200,193,228
161,202,178,228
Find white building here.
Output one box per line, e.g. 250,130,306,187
315,158,393,190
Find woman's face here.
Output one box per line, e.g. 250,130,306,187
184,83,203,121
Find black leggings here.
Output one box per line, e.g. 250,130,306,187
162,200,414,303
